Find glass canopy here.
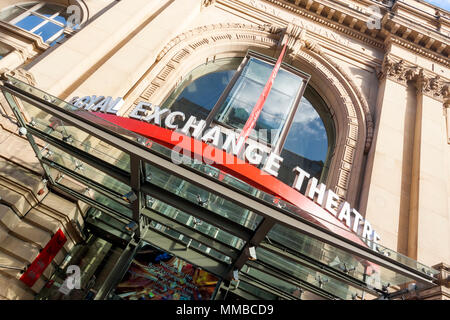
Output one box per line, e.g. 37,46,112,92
0,75,439,300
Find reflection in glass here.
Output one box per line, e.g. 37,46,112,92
150,221,232,264
15,14,44,31
278,97,328,186
34,22,64,42
145,163,262,230
42,143,131,197
46,165,133,219
146,196,246,250
215,57,304,145
15,97,131,172
253,248,367,300
163,58,241,126
0,3,67,44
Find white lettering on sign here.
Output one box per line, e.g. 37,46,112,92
292,166,380,249
126,104,380,247
69,96,124,115
69,97,381,248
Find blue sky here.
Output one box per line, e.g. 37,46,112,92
424,0,450,11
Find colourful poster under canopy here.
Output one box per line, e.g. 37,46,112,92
114,242,219,300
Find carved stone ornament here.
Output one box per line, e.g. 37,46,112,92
381,55,450,101
0,68,36,86
201,0,215,9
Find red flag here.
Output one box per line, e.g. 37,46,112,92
20,229,67,287
238,42,288,143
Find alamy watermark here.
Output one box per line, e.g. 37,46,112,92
58,265,81,294
66,5,82,30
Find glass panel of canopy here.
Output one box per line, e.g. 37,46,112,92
0,76,439,300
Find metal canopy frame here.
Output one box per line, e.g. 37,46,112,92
0,78,439,300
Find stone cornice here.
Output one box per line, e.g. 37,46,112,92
385,35,449,68
0,68,36,86
233,0,449,64
228,0,384,47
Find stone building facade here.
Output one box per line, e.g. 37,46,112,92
0,0,448,300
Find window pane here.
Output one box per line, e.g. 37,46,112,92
52,14,67,25
163,58,240,126
278,98,328,186
16,3,37,10
170,71,235,122
0,6,26,22
215,57,304,145
15,14,45,31
35,4,63,18
48,33,65,47
34,21,63,42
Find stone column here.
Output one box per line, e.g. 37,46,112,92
360,57,417,253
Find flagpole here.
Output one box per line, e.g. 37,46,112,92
237,42,288,156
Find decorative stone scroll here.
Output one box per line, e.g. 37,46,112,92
381,55,450,102
0,68,36,86
380,55,450,144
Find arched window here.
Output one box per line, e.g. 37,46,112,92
162,57,241,125
278,87,335,187
163,55,335,184
0,2,70,45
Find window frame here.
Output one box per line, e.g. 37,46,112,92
204,50,311,155
6,2,68,44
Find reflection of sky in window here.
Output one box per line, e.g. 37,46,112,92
15,14,44,31
35,22,63,42
175,70,235,111
283,98,328,162
217,58,303,144
48,34,65,47
13,10,65,43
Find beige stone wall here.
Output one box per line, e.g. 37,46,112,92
413,94,450,265
0,73,85,300
361,52,450,267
